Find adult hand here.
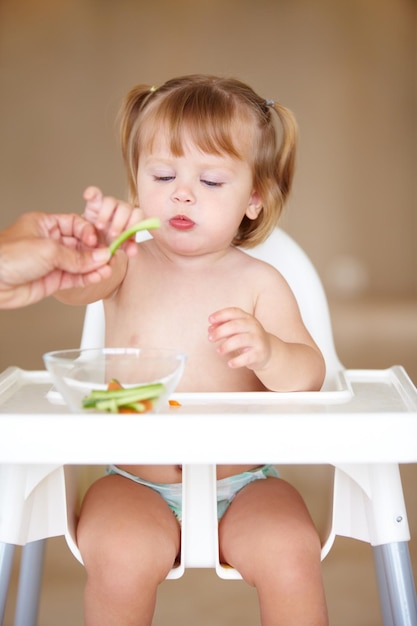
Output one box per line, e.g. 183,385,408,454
0,212,112,308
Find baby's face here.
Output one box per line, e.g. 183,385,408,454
135,129,262,256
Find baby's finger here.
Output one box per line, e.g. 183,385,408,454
83,187,104,222
215,331,251,356
208,307,246,325
208,317,251,343
83,186,103,204
104,199,138,238
226,350,253,369
94,196,125,233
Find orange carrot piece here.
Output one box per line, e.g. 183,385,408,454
107,379,123,391
105,380,154,413
169,399,181,407
138,399,153,412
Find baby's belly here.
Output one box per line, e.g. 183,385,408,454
118,464,257,483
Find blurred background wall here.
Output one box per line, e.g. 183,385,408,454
0,1,416,625
0,0,416,375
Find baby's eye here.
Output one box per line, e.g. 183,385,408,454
201,179,223,187
154,175,175,182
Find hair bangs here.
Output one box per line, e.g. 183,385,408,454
140,87,245,160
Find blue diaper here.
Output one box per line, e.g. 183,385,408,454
106,464,279,523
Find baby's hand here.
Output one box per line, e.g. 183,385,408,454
208,307,272,370
83,186,143,256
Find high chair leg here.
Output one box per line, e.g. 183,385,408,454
0,543,15,625
14,539,46,626
373,541,417,626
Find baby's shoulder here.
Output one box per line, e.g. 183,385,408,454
234,247,286,282
232,248,296,305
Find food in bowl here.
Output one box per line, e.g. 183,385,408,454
43,347,186,414
82,378,164,413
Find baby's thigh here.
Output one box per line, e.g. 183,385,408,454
77,474,180,574
218,477,319,573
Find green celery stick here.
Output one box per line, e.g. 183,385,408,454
94,398,119,413
83,383,164,405
82,382,165,411
109,217,161,256
93,395,159,413
85,383,163,399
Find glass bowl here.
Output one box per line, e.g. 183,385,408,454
43,347,186,414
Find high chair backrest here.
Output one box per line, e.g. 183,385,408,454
81,228,343,387
245,228,343,387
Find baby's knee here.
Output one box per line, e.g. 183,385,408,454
79,519,178,589
233,519,321,588
265,514,321,567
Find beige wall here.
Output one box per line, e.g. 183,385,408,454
0,4,416,622
0,0,416,371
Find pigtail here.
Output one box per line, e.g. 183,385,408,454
270,101,297,204
236,97,298,249
119,84,155,203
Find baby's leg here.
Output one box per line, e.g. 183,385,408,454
77,474,180,626
219,477,328,626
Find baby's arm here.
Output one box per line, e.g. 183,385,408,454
208,269,325,392
55,187,142,305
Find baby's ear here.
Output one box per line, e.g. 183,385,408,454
246,190,263,220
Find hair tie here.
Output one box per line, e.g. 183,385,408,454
265,99,275,108
150,85,158,93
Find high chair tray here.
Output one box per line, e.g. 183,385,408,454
0,366,416,464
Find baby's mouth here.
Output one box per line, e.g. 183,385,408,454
169,215,195,230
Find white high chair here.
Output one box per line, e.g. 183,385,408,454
64,227,343,576
1,227,416,625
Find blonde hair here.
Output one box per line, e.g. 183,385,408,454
120,74,297,248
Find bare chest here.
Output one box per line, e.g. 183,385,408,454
104,258,262,391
